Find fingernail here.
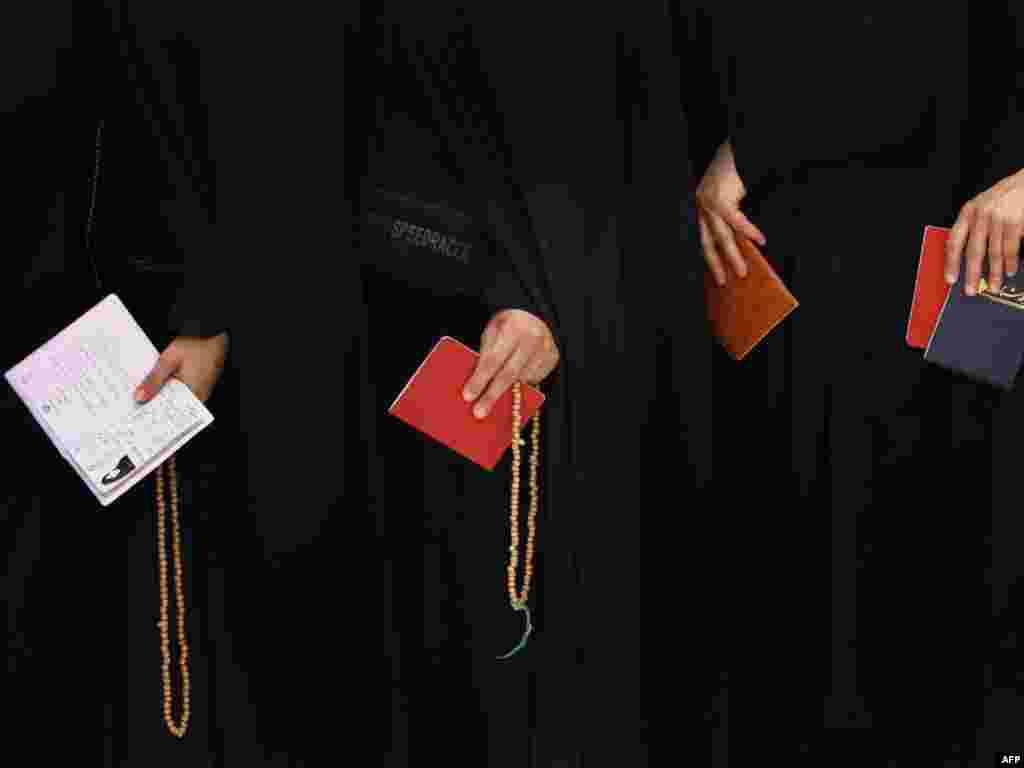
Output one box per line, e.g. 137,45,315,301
945,272,957,284
473,404,486,419
965,285,976,296
462,389,474,402
134,387,146,403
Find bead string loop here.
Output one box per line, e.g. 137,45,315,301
156,456,191,738
498,381,541,660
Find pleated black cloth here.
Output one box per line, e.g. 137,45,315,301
369,3,712,766
683,4,1023,763
3,3,108,763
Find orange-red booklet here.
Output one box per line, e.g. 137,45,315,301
906,225,952,349
388,337,545,470
704,236,798,360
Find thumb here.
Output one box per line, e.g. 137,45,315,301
135,344,184,403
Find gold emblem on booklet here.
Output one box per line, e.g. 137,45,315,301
978,276,1024,310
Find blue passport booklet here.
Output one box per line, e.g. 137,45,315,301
924,273,1024,390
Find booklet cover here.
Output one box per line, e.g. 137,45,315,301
4,294,214,506
704,236,798,360
906,225,953,349
924,273,1024,390
389,336,545,470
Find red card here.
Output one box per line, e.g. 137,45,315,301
388,337,545,471
906,226,952,349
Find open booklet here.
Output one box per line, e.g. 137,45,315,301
4,294,214,506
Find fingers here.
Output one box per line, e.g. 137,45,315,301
945,204,972,284
1005,221,1022,278
699,211,727,286
463,312,557,419
725,208,767,248
463,323,516,407
520,361,545,386
706,208,747,279
964,210,991,296
520,339,559,384
987,218,1006,293
696,140,764,283
472,338,537,419
480,319,500,351
948,174,1024,290
135,343,185,403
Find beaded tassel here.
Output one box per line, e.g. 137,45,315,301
156,456,191,738
497,381,541,660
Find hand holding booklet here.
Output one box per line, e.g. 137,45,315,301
389,337,544,470
4,294,214,506
908,225,1024,389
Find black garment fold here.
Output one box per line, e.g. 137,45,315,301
687,5,1022,763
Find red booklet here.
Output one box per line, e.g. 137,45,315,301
388,337,545,471
906,225,952,349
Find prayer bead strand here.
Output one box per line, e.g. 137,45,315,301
156,456,190,738
507,382,541,610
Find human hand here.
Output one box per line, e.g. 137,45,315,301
461,310,559,420
696,139,767,286
945,169,1024,295
135,333,229,404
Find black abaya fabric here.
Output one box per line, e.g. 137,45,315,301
74,5,240,765
682,5,1022,763
370,4,711,766
77,2,1020,765
4,3,105,763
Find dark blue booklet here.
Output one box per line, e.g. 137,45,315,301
924,273,1024,390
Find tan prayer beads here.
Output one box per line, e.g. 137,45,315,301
507,381,540,611
155,455,191,738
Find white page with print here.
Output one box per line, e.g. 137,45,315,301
4,294,214,506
